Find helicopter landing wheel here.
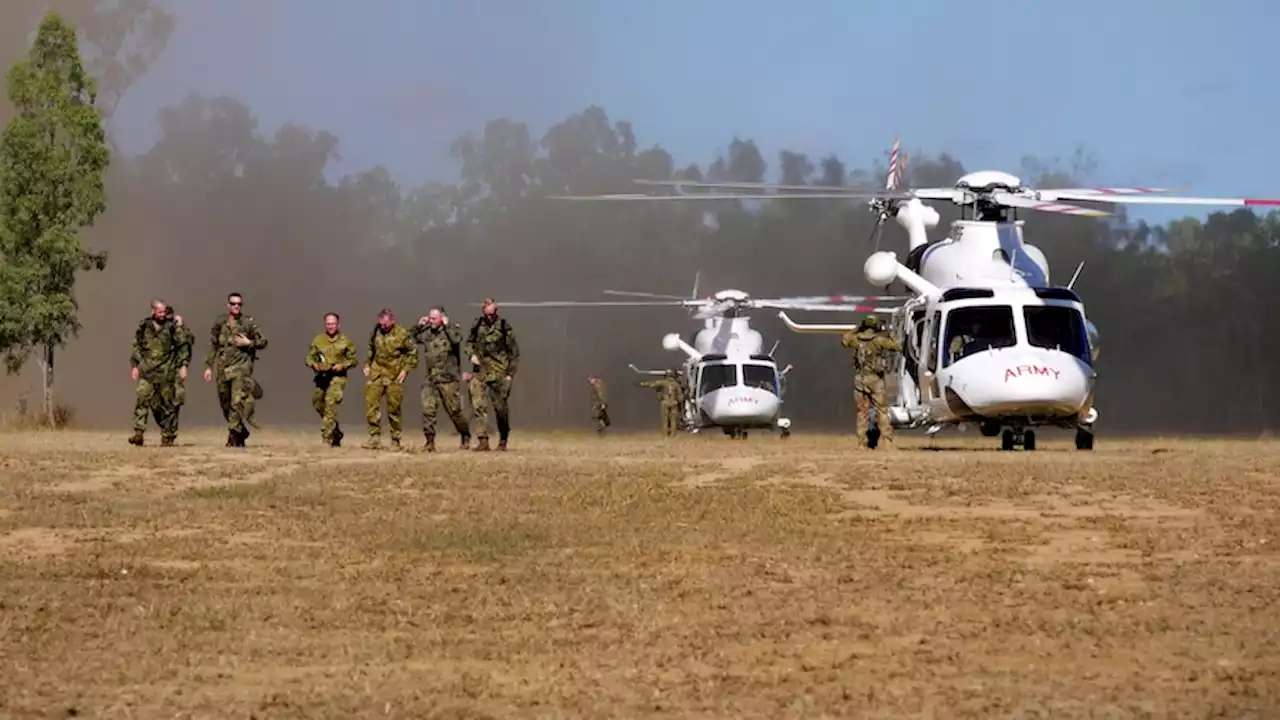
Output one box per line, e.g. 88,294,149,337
1075,426,1094,450
1000,428,1036,451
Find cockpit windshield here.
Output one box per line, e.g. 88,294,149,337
742,363,777,393
1024,305,1091,364
943,305,1016,367
699,363,738,393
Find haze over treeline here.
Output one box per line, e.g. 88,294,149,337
1,1,1275,435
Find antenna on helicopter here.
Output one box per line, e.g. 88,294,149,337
1067,261,1085,290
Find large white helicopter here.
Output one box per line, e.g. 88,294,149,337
495,278,901,438
552,138,1280,450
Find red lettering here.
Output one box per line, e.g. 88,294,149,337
1003,365,1061,382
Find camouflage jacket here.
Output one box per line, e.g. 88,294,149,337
588,378,608,407
638,378,683,406
465,315,520,381
410,322,464,382
131,316,184,379
170,324,196,375
205,313,268,378
841,328,901,377
366,324,418,379
306,332,358,376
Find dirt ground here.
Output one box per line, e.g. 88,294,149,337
1,428,1278,718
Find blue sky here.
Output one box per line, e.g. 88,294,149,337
112,0,1277,225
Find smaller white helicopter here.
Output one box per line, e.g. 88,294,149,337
495,278,902,438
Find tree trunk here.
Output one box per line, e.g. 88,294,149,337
38,342,55,427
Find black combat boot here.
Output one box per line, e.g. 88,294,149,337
473,437,490,452
161,436,175,447
497,419,510,451
459,433,470,450
332,426,344,447
128,431,144,446
422,434,436,452
225,430,237,447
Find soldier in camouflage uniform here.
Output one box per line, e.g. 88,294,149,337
202,292,269,447
164,305,196,416
410,307,469,452
637,369,684,437
841,314,902,449
362,308,418,450
464,297,519,452
587,375,610,435
306,312,357,447
129,299,188,446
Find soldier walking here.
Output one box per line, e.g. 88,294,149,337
464,297,519,451
637,370,684,437
202,291,268,447
129,299,188,446
411,307,470,452
165,305,195,426
363,308,417,450
306,312,357,447
587,375,610,435
841,314,901,449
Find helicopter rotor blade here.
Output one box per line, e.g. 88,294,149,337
991,192,1112,218
602,289,689,300
1033,191,1280,208
485,300,692,308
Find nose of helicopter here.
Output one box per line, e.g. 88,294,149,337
946,348,1094,419
704,386,780,424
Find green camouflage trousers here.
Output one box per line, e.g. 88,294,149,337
422,379,468,437
591,402,610,432
215,372,258,434
854,374,892,445
134,375,179,440
364,374,405,439
469,375,512,440
312,376,347,442
660,401,679,437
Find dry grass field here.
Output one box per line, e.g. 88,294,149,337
2,428,1279,718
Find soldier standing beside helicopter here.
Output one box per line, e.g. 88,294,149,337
637,370,684,437
841,315,901,449
587,375,610,435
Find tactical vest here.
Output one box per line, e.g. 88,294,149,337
854,335,888,376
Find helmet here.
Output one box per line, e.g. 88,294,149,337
664,369,678,379
861,314,880,329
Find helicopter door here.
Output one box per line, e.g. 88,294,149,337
921,310,941,400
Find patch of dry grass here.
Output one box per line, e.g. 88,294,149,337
1,428,1278,717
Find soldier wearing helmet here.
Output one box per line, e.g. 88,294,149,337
841,313,902,449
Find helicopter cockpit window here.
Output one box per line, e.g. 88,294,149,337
742,363,777,393
943,305,1016,367
1024,305,1091,364
699,363,739,394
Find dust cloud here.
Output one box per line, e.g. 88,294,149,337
0,2,1273,436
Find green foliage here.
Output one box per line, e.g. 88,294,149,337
0,11,109,424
